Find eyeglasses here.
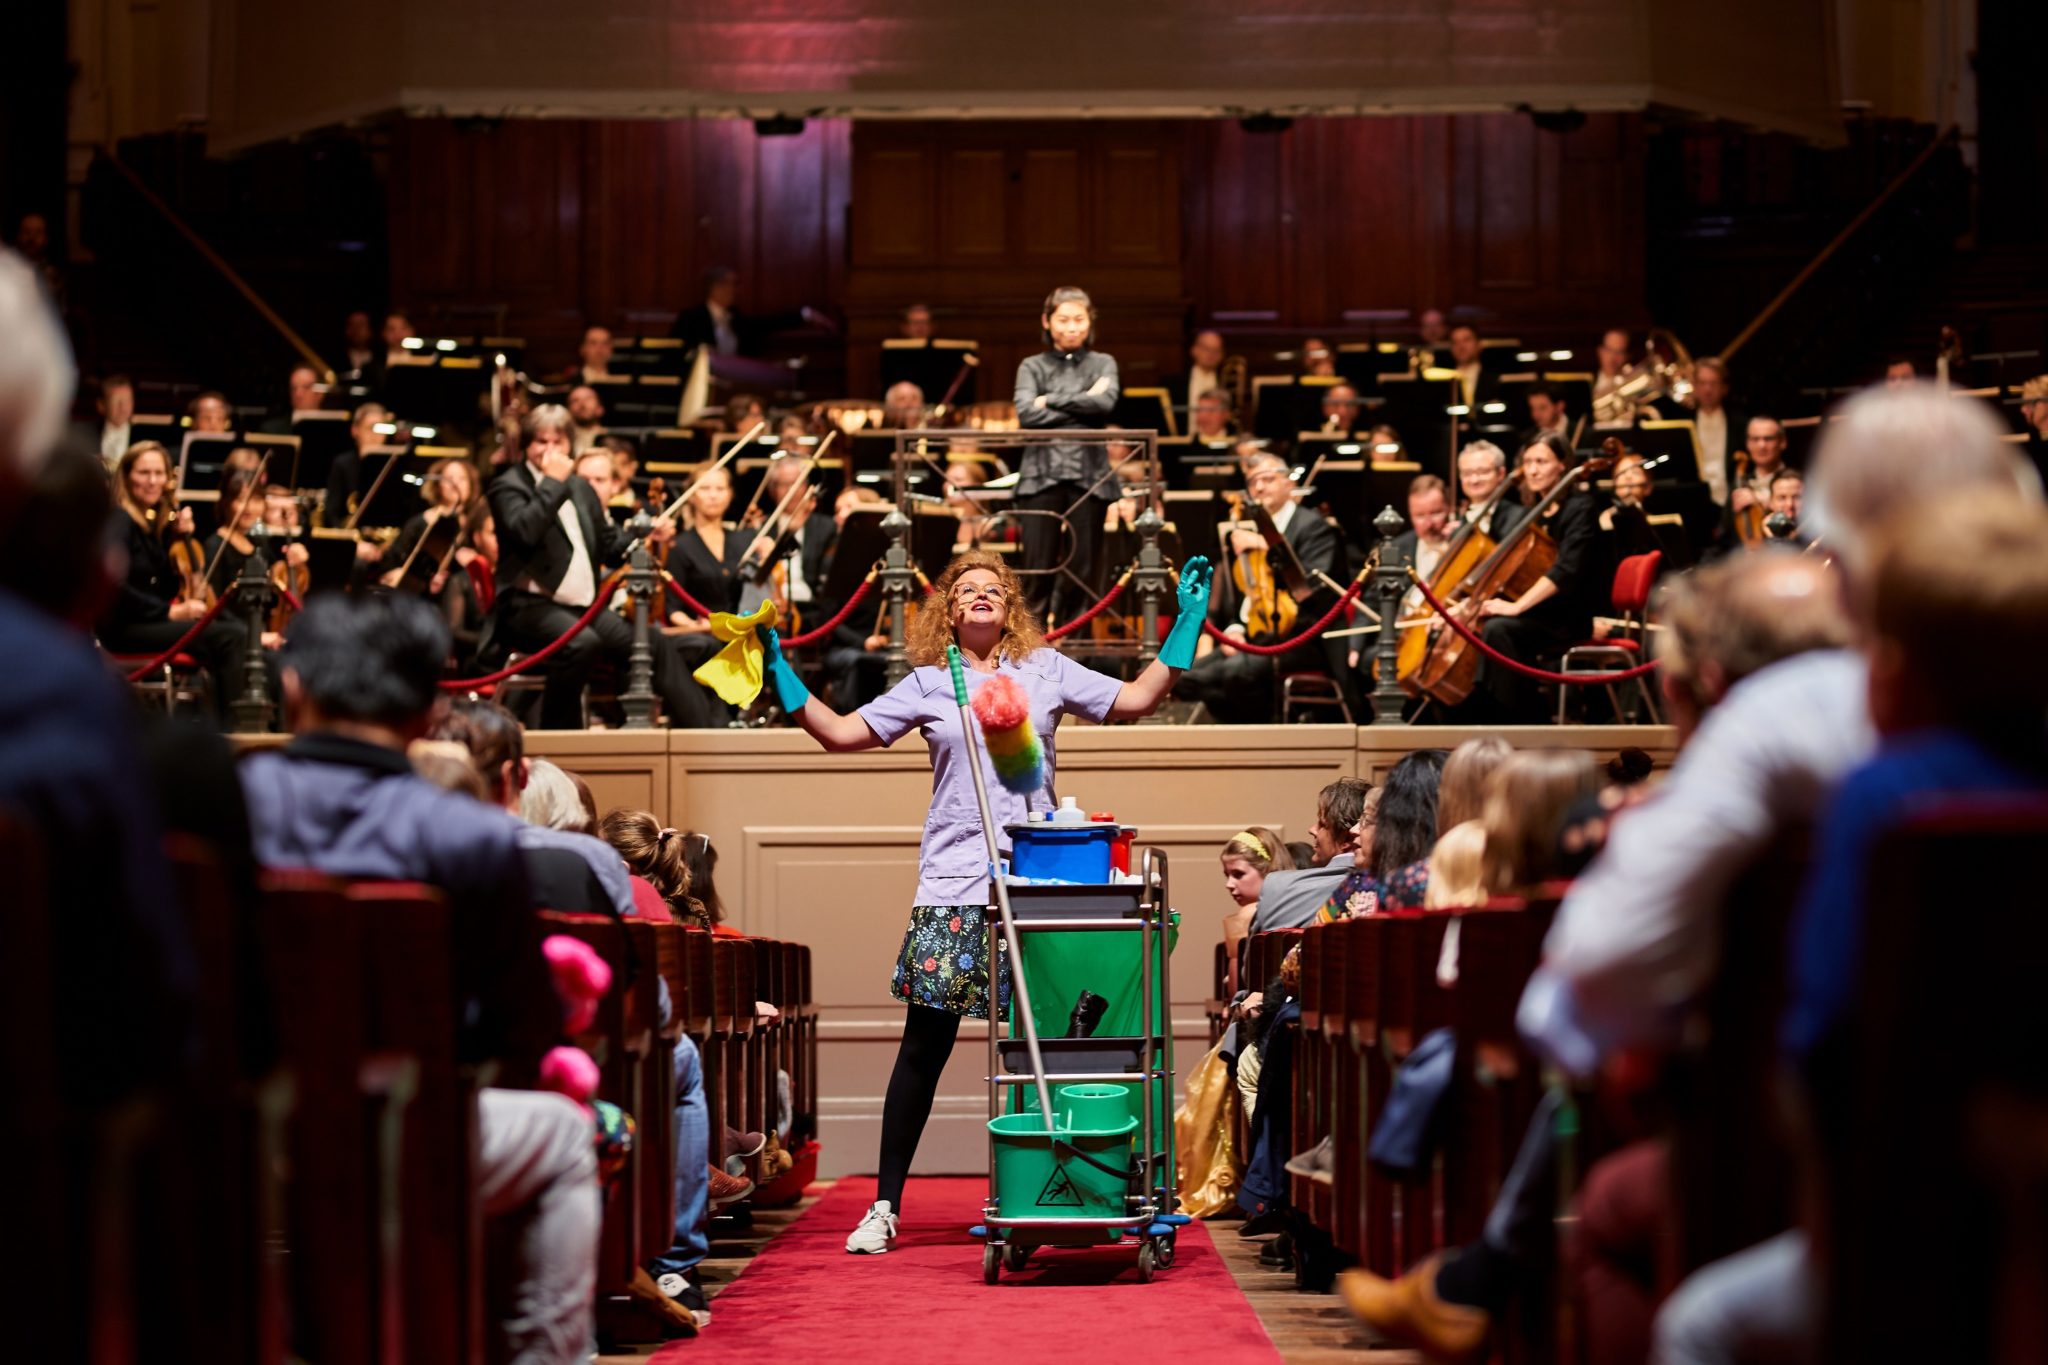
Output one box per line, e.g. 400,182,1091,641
952,584,1007,604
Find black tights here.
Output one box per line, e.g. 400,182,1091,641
875,1004,962,1213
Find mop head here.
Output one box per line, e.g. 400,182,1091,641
971,674,1044,794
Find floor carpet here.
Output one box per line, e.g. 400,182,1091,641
652,1176,1283,1363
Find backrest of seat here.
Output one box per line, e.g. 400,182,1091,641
1827,802,2048,1365
1611,550,1662,614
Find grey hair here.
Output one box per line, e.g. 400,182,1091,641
1806,383,2040,574
520,403,574,447
1458,440,1507,473
0,250,74,480
519,758,591,833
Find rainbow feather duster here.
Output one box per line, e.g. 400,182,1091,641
971,674,1044,794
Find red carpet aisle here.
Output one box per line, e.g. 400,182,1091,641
652,1177,1283,1363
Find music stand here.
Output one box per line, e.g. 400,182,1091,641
881,338,979,406
176,432,241,501
291,410,355,494
1626,421,1705,483
1300,455,1426,552
1114,388,1176,437
349,446,440,531
305,528,363,595
241,433,302,492
381,356,485,425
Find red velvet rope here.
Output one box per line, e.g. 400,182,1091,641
123,586,238,681
1407,572,1661,684
1043,574,1131,640
439,568,631,691
1154,575,1368,658
657,568,718,622
784,575,877,648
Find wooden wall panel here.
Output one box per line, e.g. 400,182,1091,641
387,111,1645,384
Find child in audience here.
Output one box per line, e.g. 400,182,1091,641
599,808,709,930
1423,823,1489,910
678,829,745,937
1435,736,1513,834
1219,826,1293,991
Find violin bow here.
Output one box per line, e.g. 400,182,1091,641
198,449,273,589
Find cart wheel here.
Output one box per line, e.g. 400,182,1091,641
983,1244,1001,1284
1003,1242,1031,1272
1135,1238,1156,1283
1153,1232,1176,1269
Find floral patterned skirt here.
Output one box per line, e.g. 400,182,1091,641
890,904,1012,1020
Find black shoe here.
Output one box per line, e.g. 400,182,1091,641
1260,1232,1295,1269
1067,990,1109,1038
1237,1208,1289,1240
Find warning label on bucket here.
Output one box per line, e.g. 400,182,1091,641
1035,1164,1084,1207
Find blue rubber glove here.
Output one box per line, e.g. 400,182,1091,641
1159,554,1213,670
762,626,812,714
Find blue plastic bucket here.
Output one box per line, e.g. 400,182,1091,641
1006,823,1117,882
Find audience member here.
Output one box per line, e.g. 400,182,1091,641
1479,751,1601,897
1219,826,1293,986
1320,749,1446,918
237,592,594,1365
599,809,708,929
677,831,738,936
1251,777,1373,929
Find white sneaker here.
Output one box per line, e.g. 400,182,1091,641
845,1200,898,1254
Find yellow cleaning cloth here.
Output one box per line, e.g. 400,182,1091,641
691,600,781,706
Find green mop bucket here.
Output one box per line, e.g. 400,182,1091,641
988,1085,1139,1220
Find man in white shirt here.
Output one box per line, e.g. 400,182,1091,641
1688,356,1738,505
1456,440,1519,538
1190,389,1235,442
88,373,133,470
1447,326,1486,407
1173,329,1225,416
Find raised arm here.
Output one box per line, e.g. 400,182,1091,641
764,626,883,751
1107,553,1212,721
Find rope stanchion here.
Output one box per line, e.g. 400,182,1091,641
1406,572,1660,684
439,568,630,691
784,575,878,648
1043,572,1131,641
124,586,237,681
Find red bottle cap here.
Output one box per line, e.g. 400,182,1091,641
1088,811,1115,823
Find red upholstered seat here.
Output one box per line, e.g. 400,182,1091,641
1611,550,1662,614
109,651,202,669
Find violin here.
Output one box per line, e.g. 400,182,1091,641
162,469,218,611
1220,491,1309,639
1408,439,1617,706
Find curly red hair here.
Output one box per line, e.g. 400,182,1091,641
907,549,1047,667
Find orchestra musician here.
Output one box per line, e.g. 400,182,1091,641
1446,326,1492,408
665,463,747,626
1729,414,1789,525
882,381,926,428
377,457,493,649
1320,384,1367,435
2019,374,2048,490
98,440,264,721
1591,329,1634,428
324,402,397,566
1163,328,1226,418
1688,356,1744,506
205,465,311,608
1379,474,1453,658
1767,467,1805,538
900,303,933,341
740,456,839,642
1173,451,1352,723
1456,440,1524,539
1597,453,1669,565
566,385,606,454
1189,388,1236,442
1450,433,1601,723
1301,338,1338,378
1013,285,1119,622
188,390,232,434
485,403,719,729
1521,383,1571,446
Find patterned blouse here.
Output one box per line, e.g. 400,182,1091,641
1316,858,1431,922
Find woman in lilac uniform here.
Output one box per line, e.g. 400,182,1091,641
760,546,1212,1254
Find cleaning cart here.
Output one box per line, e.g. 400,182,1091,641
940,644,1187,1284
976,846,1184,1283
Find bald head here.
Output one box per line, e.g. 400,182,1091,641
1807,383,2039,574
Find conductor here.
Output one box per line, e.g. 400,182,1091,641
1013,285,1119,623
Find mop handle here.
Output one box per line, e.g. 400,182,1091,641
948,645,1059,1134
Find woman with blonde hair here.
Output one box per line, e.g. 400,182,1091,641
759,544,1214,1253
1479,750,1601,897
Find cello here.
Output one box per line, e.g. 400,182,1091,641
1393,470,1521,688
1409,438,1617,706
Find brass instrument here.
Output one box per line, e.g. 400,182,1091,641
1592,327,1697,425
1220,353,1249,416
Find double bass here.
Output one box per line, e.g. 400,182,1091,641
1408,440,1616,706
